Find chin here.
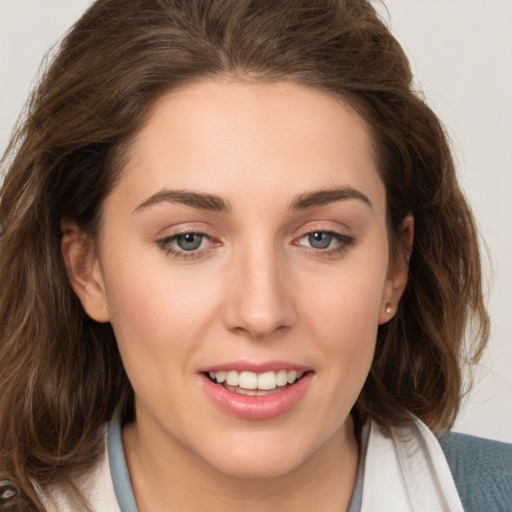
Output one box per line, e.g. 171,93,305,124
195,431,315,480
208,454,305,480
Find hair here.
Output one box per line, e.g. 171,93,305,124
0,0,489,509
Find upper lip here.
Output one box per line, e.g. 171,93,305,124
199,360,312,373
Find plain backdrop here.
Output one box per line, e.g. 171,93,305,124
1,0,511,442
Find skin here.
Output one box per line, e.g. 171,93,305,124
63,78,412,511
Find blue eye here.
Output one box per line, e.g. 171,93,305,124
157,232,211,257
174,233,204,251
307,232,333,249
296,230,356,257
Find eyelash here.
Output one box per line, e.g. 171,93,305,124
294,230,356,258
156,230,356,260
157,231,214,259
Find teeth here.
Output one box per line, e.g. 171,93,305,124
258,371,276,390
276,369,288,386
287,370,298,384
208,370,305,391
239,371,258,390
226,371,238,386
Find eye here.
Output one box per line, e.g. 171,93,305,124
295,230,356,257
174,233,205,251
157,231,214,258
305,232,335,249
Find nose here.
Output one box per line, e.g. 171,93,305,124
222,242,296,340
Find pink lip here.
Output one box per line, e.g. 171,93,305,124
200,360,311,373
200,371,313,420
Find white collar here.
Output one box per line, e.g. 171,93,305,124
360,417,464,511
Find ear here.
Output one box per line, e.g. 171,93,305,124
61,220,110,323
379,213,414,325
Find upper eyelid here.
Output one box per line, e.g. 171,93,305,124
157,227,348,240
155,223,218,240
294,230,353,245
160,230,211,240
156,225,351,241
298,226,347,235
154,217,354,242
158,231,214,250
294,224,351,240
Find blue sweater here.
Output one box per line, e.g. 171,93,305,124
439,431,512,512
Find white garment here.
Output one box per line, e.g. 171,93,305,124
39,431,121,512
360,418,464,511
40,417,463,511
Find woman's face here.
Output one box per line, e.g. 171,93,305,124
74,79,406,478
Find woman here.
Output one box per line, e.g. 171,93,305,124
0,0,510,511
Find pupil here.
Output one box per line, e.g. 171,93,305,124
309,232,332,249
177,233,202,251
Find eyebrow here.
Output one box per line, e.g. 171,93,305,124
134,189,231,213
134,186,372,214
289,187,372,211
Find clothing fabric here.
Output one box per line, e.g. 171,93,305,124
38,430,121,512
39,416,512,511
439,430,512,511
108,418,137,512
359,419,463,511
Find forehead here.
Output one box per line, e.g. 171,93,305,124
113,78,385,215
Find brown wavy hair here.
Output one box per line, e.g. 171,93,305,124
0,0,489,509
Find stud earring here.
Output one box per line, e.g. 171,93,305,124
385,304,392,314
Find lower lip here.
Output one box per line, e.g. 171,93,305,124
201,372,313,420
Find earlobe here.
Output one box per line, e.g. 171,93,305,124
61,221,110,323
378,213,414,325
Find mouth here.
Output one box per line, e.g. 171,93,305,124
200,367,313,420
204,369,308,396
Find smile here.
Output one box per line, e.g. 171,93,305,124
201,366,313,420
206,370,305,395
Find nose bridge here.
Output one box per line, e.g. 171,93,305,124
223,235,295,338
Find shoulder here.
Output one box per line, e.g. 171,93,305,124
438,430,512,512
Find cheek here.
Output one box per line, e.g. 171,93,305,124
101,262,214,430
102,254,223,375
299,254,388,391
302,259,387,339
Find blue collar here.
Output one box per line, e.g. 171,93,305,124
107,416,139,512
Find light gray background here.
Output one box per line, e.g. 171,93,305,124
1,0,511,442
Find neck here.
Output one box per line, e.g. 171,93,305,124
122,414,359,512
